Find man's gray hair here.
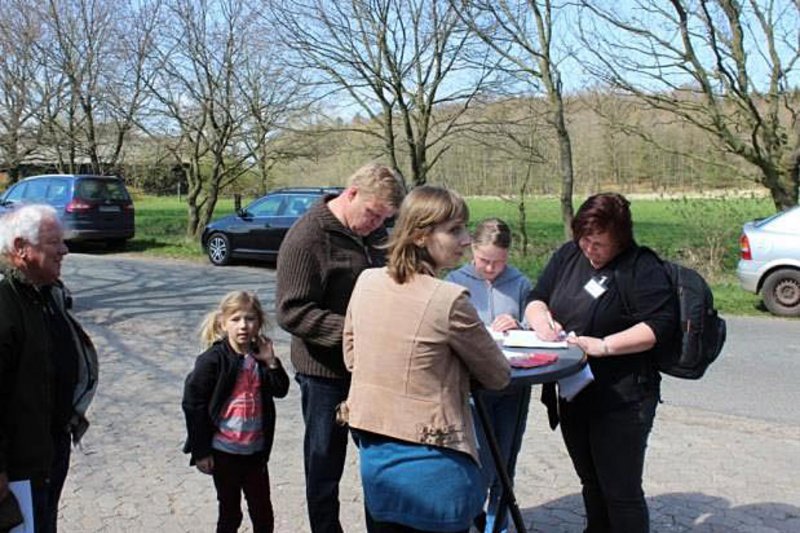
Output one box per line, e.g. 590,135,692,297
0,204,60,256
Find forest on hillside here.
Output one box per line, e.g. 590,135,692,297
268,92,757,197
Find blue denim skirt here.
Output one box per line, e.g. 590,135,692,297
355,430,485,532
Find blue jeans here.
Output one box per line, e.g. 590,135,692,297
472,386,532,533
559,394,658,533
31,431,71,533
296,374,350,533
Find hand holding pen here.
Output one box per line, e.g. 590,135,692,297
540,310,564,341
524,300,564,341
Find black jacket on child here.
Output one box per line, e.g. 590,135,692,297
182,340,290,465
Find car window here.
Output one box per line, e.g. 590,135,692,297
46,179,71,202
249,195,284,216
3,182,27,202
281,194,319,216
76,178,130,201
755,208,800,233
23,179,50,201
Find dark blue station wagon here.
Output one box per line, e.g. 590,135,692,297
0,174,135,247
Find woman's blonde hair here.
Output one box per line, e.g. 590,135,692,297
387,186,468,284
198,291,268,347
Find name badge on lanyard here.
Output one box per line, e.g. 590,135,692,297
584,275,608,299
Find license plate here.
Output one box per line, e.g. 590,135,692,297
99,205,121,212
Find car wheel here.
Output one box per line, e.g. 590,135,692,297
207,233,232,266
761,268,800,317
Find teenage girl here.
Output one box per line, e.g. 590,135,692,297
446,218,533,533
182,291,290,533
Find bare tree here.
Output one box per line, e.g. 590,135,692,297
270,0,495,186
236,34,314,195
146,0,305,237
580,0,800,211
454,0,577,237
0,0,48,183
460,97,549,253
35,0,155,175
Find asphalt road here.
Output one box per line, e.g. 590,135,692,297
50,252,800,532
60,252,800,425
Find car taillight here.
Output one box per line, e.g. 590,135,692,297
123,203,134,212
739,233,752,260
66,199,92,213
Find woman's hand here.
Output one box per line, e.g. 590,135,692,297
252,335,279,367
567,335,607,357
568,323,656,358
524,300,563,341
490,313,519,333
196,456,214,475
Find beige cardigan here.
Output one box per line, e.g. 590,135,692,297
340,267,511,462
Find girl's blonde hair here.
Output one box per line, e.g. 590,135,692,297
472,218,512,249
387,185,469,284
198,291,268,347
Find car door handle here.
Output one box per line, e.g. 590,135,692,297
263,223,272,228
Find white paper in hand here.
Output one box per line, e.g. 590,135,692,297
558,364,594,401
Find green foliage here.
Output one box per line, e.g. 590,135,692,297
128,194,776,315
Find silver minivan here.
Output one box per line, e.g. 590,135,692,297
737,205,800,316
0,174,135,247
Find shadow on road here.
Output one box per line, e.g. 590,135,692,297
522,492,800,532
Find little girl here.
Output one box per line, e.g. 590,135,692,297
182,291,290,533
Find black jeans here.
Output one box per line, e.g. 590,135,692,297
296,374,350,533
31,431,71,533
211,450,274,533
559,394,658,533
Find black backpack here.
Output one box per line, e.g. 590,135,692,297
614,247,726,379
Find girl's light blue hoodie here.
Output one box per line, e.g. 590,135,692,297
445,263,532,326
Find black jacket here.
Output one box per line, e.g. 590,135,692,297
0,272,98,481
181,340,290,464
529,241,677,422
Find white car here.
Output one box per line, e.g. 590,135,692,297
737,205,800,316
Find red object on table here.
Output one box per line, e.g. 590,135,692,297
508,352,559,368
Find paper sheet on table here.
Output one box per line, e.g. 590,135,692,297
501,329,568,349
558,364,594,401
9,480,34,533
486,326,506,342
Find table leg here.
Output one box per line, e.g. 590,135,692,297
473,394,527,533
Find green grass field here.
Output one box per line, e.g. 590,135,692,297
122,193,777,316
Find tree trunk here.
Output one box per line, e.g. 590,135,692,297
765,164,799,211
549,89,575,239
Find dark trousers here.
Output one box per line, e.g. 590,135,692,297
296,374,350,533
559,394,658,533
365,507,469,533
31,431,71,533
211,450,274,533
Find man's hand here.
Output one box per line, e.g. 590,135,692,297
0,471,9,501
195,456,214,475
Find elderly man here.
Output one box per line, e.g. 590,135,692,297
0,204,98,533
276,163,405,533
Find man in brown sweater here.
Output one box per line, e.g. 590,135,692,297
276,163,405,533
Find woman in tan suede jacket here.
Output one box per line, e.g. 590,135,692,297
339,186,510,533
